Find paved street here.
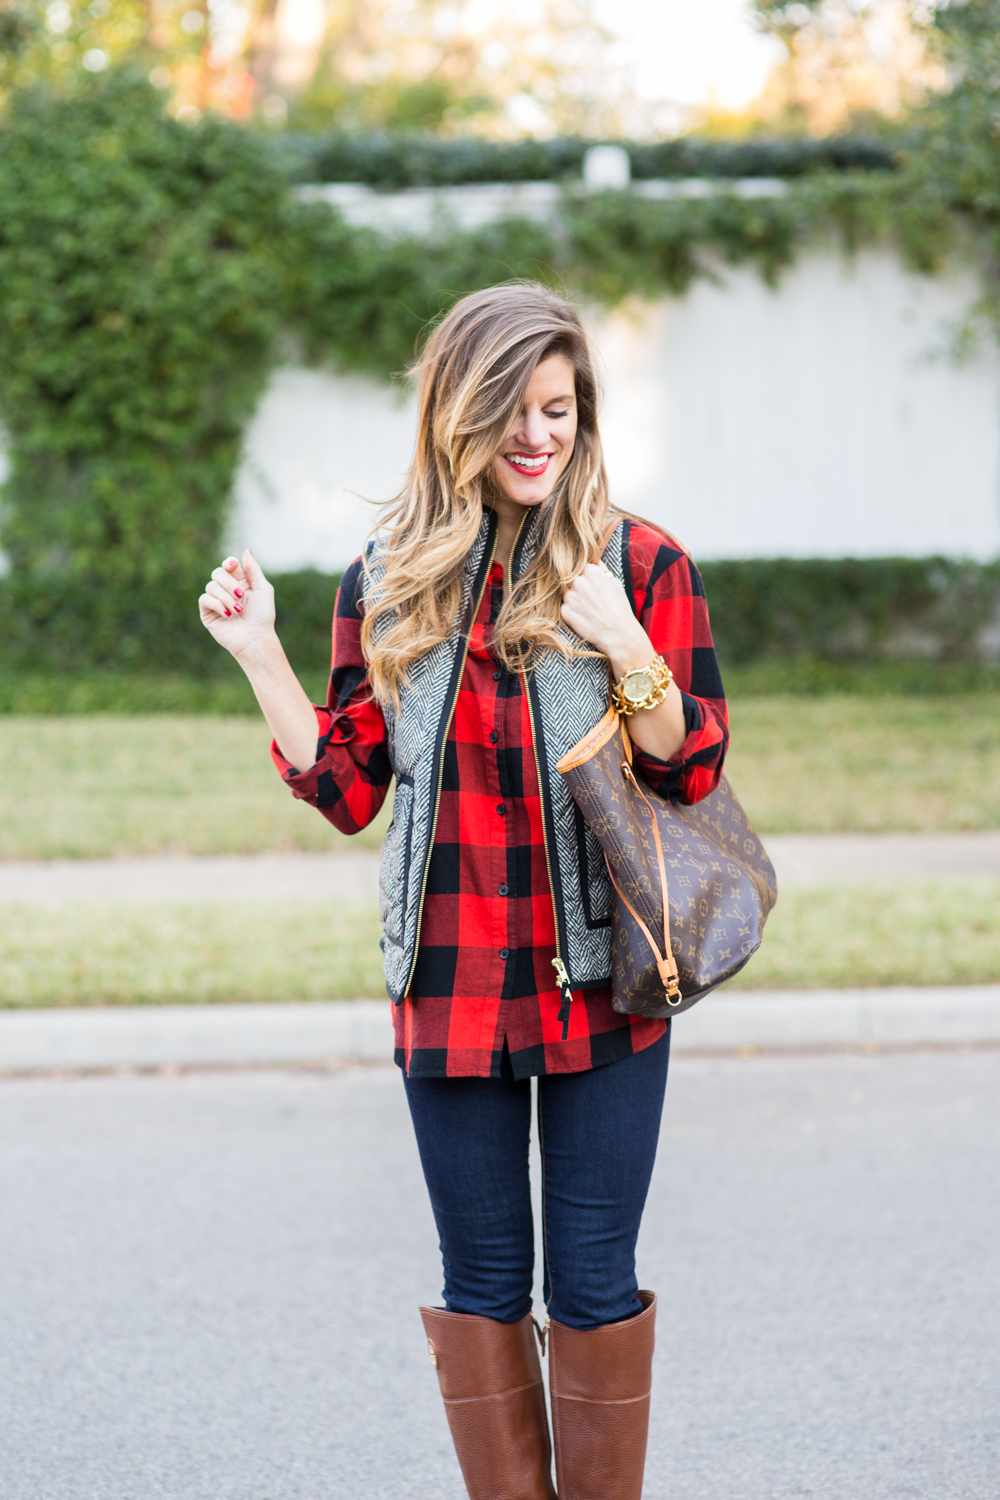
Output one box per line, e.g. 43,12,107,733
1,1049,998,1500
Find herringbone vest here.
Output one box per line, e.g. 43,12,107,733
364,508,625,1004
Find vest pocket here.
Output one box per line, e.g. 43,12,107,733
379,774,415,951
574,802,613,929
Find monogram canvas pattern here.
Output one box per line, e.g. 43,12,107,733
560,718,777,1018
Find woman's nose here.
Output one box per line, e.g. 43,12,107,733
514,409,550,450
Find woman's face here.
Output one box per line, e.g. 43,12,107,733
490,354,578,508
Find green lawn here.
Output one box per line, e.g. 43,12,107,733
0,715,392,859
726,694,1000,832
1,880,998,1008
726,880,1000,990
1,699,997,1009
0,901,386,1006
0,695,997,860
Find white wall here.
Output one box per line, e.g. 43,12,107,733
597,251,1000,562
3,241,998,574
226,248,1000,573
226,369,417,573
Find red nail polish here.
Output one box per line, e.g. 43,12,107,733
234,605,243,613
224,608,231,617
233,588,244,598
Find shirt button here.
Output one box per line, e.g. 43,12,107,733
489,731,498,744
499,947,510,960
498,884,509,896
493,670,502,681
496,804,506,817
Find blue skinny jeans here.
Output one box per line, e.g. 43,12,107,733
401,1027,670,1331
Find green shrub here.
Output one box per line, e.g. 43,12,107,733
275,131,900,189
698,557,1000,664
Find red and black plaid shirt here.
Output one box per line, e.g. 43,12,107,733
274,521,729,1079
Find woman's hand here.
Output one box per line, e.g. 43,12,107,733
199,550,276,662
561,563,652,678
562,562,688,761
199,548,320,770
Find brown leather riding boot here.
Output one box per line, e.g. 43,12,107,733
548,1290,657,1500
420,1306,557,1500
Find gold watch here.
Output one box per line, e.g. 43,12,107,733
611,653,674,716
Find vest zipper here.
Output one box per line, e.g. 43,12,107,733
520,517,622,1040
522,677,574,1041
399,517,504,1003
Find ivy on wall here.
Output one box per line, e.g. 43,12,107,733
2,1,1000,670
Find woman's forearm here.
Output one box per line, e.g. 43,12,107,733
234,633,321,772
620,680,688,762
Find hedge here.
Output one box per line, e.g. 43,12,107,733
274,132,901,190
698,557,1000,665
262,559,1000,671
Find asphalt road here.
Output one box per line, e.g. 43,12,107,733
1,1049,997,1500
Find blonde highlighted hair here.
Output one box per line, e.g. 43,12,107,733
361,280,613,705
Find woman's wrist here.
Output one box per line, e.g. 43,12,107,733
233,630,286,677
605,624,657,680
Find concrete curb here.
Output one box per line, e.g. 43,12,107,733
2,987,999,1073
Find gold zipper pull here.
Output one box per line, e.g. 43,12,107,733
551,957,573,1040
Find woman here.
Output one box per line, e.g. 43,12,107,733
199,282,728,1500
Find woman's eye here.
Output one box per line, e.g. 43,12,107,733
545,408,568,418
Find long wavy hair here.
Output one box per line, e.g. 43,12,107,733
361,280,613,706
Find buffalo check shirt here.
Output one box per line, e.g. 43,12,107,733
273,521,729,1079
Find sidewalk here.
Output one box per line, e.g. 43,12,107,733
2,987,998,1073
0,832,998,904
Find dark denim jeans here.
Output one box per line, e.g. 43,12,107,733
402,1027,670,1331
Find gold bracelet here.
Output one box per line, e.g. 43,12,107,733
611,653,674,716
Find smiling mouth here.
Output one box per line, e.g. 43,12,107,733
502,452,553,476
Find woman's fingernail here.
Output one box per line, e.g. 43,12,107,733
234,605,243,613
233,588,244,598
224,608,232,617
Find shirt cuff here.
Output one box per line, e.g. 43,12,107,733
632,694,708,797
271,707,356,789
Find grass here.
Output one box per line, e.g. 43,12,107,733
0,901,386,1007
726,694,1000,832
0,716,393,859
0,694,996,860
1,881,998,1008
1,659,999,714
727,880,1000,990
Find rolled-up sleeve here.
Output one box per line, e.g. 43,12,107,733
624,522,729,806
270,557,392,834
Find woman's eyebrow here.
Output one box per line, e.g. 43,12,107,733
541,393,576,404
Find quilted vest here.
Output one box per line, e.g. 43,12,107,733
363,507,626,1004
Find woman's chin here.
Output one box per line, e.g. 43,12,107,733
494,480,558,509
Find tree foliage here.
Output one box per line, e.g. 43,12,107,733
0,71,290,666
